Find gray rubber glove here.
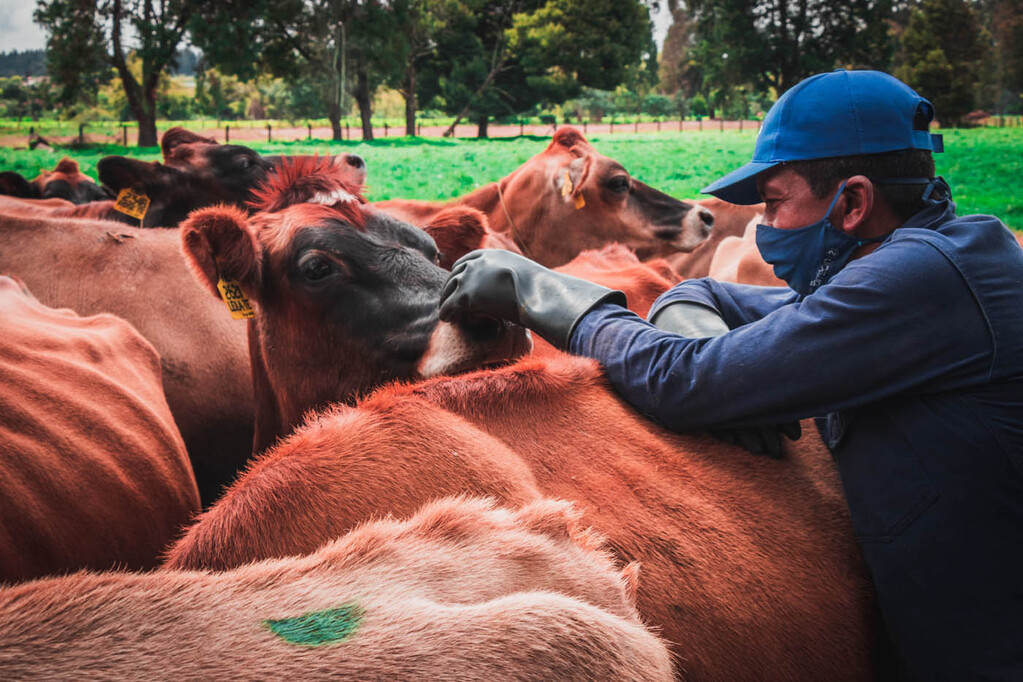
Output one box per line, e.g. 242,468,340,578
439,250,626,349
648,301,801,458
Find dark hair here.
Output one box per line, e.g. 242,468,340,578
787,150,936,221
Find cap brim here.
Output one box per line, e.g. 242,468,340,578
700,161,780,205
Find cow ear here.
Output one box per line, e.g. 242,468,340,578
560,155,592,203
97,156,169,193
180,204,261,299
161,126,218,159
53,157,80,176
0,171,38,198
550,126,589,151
422,207,489,269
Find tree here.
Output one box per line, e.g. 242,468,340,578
418,0,651,137
686,0,894,99
658,8,701,97
895,0,988,125
35,0,195,146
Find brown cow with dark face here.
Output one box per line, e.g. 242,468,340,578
182,157,531,452
0,158,109,204
375,127,714,267
26,128,367,228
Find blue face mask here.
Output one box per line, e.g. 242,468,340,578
754,177,950,297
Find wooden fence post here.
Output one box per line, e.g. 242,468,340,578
384,122,388,137
122,125,128,146
520,121,524,136
610,120,614,134
345,123,350,140
225,125,230,143
657,118,661,132
720,118,724,132
583,120,588,134
699,118,702,132
78,123,85,144
417,123,422,136
634,119,639,133
267,124,272,142
308,123,312,140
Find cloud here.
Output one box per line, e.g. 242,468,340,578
0,2,48,52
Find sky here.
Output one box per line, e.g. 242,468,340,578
0,0,47,52
0,2,673,55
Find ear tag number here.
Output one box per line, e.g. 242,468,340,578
113,187,150,221
216,273,255,320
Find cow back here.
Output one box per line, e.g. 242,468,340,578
0,212,255,505
0,276,199,582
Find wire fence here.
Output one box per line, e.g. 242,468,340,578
0,116,768,148
4,113,1021,149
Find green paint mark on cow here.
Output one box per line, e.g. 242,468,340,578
263,602,364,646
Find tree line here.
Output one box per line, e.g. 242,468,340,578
27,0,1023,147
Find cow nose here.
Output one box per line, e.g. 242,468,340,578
697,207,714,230
345,154,365,170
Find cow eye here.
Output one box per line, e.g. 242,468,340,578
235,155,254,171
607,176,630,194
299,254,335,282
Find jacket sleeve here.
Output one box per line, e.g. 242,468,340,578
568,240,993,431
648,278,799,328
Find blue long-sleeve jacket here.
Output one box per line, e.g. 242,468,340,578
570,200,1023,680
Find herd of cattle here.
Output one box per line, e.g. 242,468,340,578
0,126,947,678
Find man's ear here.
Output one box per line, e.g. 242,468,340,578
422,207,489,269
837,175,874,235
180,204,261,298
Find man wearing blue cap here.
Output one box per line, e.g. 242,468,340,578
439,69,1023,678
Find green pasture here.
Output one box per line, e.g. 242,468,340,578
1,127,1019,229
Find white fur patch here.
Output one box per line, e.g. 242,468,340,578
309,188,358,206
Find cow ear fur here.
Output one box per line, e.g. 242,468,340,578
422,206,489,269
96,156,170,193
180,204,261,299
161,126,218,159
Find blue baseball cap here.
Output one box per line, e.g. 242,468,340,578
702,70,945,205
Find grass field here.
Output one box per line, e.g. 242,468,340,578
1,127,1019,228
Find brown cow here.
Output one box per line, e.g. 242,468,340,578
166,354,879,680
1,496,673,680
375,127,715,267
0,213,254,505
0,275,199,582
181,157,531,452
11,128,366,228
0,158,109,204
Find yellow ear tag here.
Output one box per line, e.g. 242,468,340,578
562,170,573,197
574,193,586,209
216,274,256,320
113,187,150,221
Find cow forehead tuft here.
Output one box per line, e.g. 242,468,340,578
251,156,365,215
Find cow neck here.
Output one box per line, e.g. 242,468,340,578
496,179,534,261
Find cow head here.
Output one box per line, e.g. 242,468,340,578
492,127,714,267
0,158,109,204
181,157,530,451
96,127,367,227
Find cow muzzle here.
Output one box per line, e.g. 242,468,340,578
679,206,715,251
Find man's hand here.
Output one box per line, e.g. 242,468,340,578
440,250,625,349
647,301,801,458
